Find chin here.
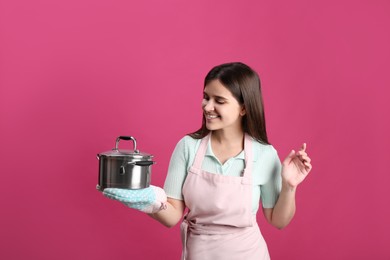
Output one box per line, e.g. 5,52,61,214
205,125,221,131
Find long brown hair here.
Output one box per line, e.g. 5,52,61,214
189,62,270,145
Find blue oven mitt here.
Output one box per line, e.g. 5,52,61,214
103,185,167,214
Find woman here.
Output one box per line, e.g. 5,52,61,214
103,62,312,259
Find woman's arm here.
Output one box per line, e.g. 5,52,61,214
149,137,189,227
148,197,186,228
263,185,296,229
263,143,312,229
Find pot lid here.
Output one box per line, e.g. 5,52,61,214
98,136,153,159
99,149,153,159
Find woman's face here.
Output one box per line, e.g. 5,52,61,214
202,80,245,133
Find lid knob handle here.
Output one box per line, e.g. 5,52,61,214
115,136,139,153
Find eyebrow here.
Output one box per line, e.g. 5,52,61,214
203,92,228,100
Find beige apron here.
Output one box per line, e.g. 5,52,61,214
181,133,270,260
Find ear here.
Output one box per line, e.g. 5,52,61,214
240,106,246,116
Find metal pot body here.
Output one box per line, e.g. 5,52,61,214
96,136,155,191
97,156,152,190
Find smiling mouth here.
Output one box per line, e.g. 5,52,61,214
205,114,219,119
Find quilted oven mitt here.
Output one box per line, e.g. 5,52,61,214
103,185,167,214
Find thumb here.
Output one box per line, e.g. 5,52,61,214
283,150,296,165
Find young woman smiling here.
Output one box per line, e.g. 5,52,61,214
103,62,313,259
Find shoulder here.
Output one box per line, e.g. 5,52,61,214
173,135,201,155
176,135,200,148
251,139,282,183
251,139,280,162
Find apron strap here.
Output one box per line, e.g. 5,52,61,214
180,219,189,260
242,134,253,178
192,133,210,169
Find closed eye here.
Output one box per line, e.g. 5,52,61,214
203,92,227,104
216,98,226,104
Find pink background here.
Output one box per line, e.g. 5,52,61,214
1,0,389,259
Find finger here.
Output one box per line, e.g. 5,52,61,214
282,150,296,165
300,154,311,163
300,143,307,152
295,151,308,162
296,149,312,163
295,150,307,158
304,161,312,171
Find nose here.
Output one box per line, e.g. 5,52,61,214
202,99,214,112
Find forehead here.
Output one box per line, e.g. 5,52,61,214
204,80,234,98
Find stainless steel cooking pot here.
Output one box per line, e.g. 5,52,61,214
96,136,155,191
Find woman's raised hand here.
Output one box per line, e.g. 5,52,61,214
281,143,312,189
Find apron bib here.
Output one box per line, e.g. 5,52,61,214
181,133,270,260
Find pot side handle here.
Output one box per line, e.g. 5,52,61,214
127,161,156,166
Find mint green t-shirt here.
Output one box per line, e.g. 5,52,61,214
163,135,282,214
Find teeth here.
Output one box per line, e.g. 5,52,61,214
206,114,218,119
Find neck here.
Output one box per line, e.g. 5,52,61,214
211,130,245,145
210,130,245,163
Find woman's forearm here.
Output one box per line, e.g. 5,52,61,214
269,183,297,229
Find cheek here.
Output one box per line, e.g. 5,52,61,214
201,99,207,108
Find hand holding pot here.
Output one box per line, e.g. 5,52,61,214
103,185,167,214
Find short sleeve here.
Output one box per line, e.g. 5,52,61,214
163,137,190,200
260,147,282,208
